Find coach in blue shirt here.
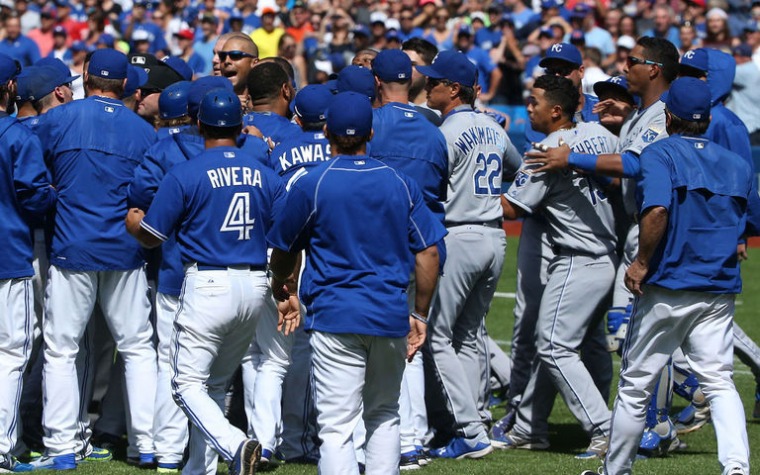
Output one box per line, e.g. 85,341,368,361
267,91,446,475
596,77,760,475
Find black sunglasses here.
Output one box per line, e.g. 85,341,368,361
544,64,576,76
427,77,453,88
626,56,663,68
219,50,256,61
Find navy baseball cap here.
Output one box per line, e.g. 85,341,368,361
159,80,191,119
188,76,234,120
17,65,74,102
571,4,591,18
294,84,332,123
570,29,585,44
15,66,40,102
96,33,115,48
679,48,709,74
163,56,193,81
353,24,370,37
663,77,711,121
539,42,583,67
326,91,373,137
53,25,67,36
0,53,20,84
35,57,79,82
416,49,477,87
372,48,412,82
733,43,753,57
70,41,90,52
743,20,758,32
538,26,553,38
337,65,376,101
88,49,128,79
122,64,148,98
198,89,242,127
458,24,473,36
593,76,635,104
385,29,401,42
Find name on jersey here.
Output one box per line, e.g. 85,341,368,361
571,135,615,155
207,167,262,189
278,144,331,172
454,126,507,155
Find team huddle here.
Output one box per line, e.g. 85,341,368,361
1,29,759,475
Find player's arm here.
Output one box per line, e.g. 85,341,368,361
524,144,639,178
408,243,439,361
126,173,185,249
128,150,168,211
501,194,525,220
12,132,57,215
125,208,163,248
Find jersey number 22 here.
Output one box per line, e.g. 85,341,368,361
474,153,502,195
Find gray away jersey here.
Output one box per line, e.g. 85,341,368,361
617,100,668,215
505,122,619,256
440,106,514,224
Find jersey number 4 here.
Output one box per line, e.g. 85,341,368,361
221,192,255,240
473,153,502,196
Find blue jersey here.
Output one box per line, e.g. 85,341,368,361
0,36,41,66
0,114,57,279
242,111,302,148
157,124,193,141
637,135,759,293
142,146,286,268
36,96,157,271
465,46,497,92
268,129,331,189
267,156,447,338
369,102,448,223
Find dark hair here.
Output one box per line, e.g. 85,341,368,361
157,115,193,129
637,36,680,83
199,122,242,140
584,46,602,66
458,84,477,105
259,56,295,85
85,75,125,96
666,109,710,135
247,62,290,102
330,134,369,155
402,37,438,66
534,74,579,119
300,119,326,131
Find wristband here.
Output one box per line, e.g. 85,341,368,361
410,311,428,324
568,153,598,172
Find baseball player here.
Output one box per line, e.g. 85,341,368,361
267,90,446,475
524,37,680,451
499,75,618,458
127,89,284,475
369,48,449,469
241,62,300,150
415,49,511,459
128,77,247,473
155,81,192,140
30,49,158,471
582,77,760,475
217,34,258,112
0,52,57,473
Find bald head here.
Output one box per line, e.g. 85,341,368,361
220,36,259,94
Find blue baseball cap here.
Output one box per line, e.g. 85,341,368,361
198,89,241,127
294,84,332,123
570,29,585,44
541,0,559,8
538,26,554,38
159,80,191,119
663,77,711,121
163,56,193,81
0,53,20,84
743,20,758,32
188,76,234,120
326,91,373,137
733,43,753,57
593,76,635,103
336,65,376,101
679,48,709,74
353,24,370,37
122,64,148,98
372,48,412,82
539,42,583,67
571,3,591,18
88,49,128,79
458,24,473,36
19,65,75,101
15,66,41,102
385,29,401,42
416,50,477,87
96,33,115,48
35,57,79,82
53,25,67,36
70,40,90,52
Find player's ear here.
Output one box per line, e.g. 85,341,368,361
322,124,330,140
294,115,303,127
450,82,461,100
577,64,585,79
368,128,374,141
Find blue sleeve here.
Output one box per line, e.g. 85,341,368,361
27,40,41,65
128,150,169,211
637,148,672,213
13,130,56,216
745,183,760,237
141,172,186,242
238,134,270,165
266,183,313,253
406,176,447,253
621,151,640,178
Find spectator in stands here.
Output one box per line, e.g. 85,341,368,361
642,4,681,48
252,7,286,59
679,21,701,54
424,7,454,51
15,0,39,35
278,33,307,88
582,46,610,96
728,43,760,145
0,14,40,66
194,15,218,76
47,26,70,64
604,8,623,43
174,29,205,79
570,4,615,59
619,14,638,39
26,6,55,57
703,8,732,52
681,0,707,39
397,7,423,42
286,1,313,44
609,34,635,74
122,0,168,56
456,24,501,103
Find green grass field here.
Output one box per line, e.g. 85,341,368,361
70,237,760,474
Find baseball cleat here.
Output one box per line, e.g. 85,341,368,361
575,436,608,460
490,431,549,450
726,467,746,475
674,403,711,434
490,405,517,441
76,445,112,463
0,453,33,473
414,446,431,466
399,451,421,470
229,439,261,475
156,461,182,473
27,453,77,471
638,420,685,458
127,452,157,468
430,437,493,459
579,468,605,475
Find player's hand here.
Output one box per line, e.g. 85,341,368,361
407,317,427,362
523,141,570,173
277,294,301,336
125,208,146,237
592,98,633,119
624,258,648,296
738,242,748,262
270,277,293,302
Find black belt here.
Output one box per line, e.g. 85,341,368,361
195,264,266,271
445,220,503,228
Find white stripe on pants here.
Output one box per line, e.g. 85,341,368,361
605,286,749,475
311,331,406,475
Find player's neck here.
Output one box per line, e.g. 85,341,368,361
546,119,575,135
205,138,237,149
250,99,288,118
640,82,669,109
441,99,467,117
